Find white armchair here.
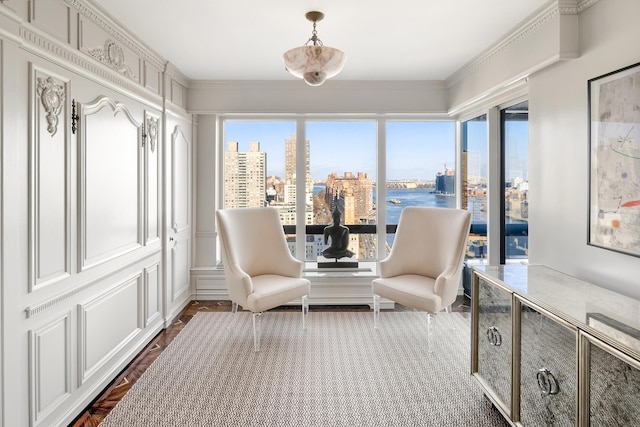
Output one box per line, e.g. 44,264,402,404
372,207,471,328
216,207,310,351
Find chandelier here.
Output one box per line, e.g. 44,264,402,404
282,11,347,86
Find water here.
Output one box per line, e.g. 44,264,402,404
383,188,457,224
314,185,466,224
312,185,526,257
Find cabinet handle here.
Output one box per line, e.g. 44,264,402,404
486,326,502,346
536,368,560,395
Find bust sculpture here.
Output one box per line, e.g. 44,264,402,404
322,208,355,260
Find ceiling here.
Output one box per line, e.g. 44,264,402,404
91,0,549,82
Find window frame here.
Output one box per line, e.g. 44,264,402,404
216,106,528,265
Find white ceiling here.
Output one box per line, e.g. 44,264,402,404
91,0,549,82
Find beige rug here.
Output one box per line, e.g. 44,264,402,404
101,311,508,426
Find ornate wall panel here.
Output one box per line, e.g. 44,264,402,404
29,65,71,291
171,238,189,301
77,274,142,385
166,119,191,314
145,262,160,326
171,126,189,233
78,96,142,270
144,111,160,244
170,80,186,108
143,62,161,93
28,312,71,425
30,0,72,44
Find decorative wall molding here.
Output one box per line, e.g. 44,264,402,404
446,0,601,88
24,249,161,318
36,76,66,136
20,26,159,104
577,0,602,13
87,38,136,79
164,61,190,87
77,273,142,385
171,125,191,233
78,96,143,271
29,312,72,424
62,0,165,71
30,65,72,293
146,114,158,153
144,263,161,327
144,111,161,244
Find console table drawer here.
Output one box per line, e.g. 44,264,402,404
585,334,640,425
519,300,577,426
473,276,513,416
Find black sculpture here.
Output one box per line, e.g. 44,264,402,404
322,208,355,260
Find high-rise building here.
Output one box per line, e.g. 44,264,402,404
435,167,455,195
325,171,374,224
285,135,313,207
224,141,266,208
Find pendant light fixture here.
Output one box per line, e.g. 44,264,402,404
282,11,347,86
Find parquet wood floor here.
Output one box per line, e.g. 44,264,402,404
69,296,470,426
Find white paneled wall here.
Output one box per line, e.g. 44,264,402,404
0,1,193,425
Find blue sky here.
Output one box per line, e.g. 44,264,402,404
224,120,460,181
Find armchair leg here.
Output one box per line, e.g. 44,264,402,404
445,304,452,314
228,302,239,331
302,295,309,330
252,312,262,352
373,294,380,329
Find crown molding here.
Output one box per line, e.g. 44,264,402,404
446,2,566,87
165,61,190,86
446,0,602,88
188,79,446,91
65,0,166,71
577,0,602,12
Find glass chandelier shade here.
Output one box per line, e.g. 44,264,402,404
282,11,347,86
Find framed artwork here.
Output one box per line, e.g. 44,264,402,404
588,62,640,257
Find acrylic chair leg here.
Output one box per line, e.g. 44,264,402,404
426,313,432,350
301,295,309,330
252,312,262,352
373,294,380,329
445,304,452,314
228,302,239,330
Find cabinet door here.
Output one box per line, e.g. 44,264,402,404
473,276,513,416
587,334,640,425
519,301,577,426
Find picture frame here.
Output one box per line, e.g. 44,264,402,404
588,62,640,257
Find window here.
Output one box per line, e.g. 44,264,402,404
501,101,529,261
307,121,377,261
462,114,488,259
386,121,456,254
220,109,527,265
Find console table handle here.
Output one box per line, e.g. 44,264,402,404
486,326,502,346
536,368,560,395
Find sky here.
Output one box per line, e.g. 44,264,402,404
224,120,459,181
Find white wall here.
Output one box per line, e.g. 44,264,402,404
188,80,449,114
529,0,640,298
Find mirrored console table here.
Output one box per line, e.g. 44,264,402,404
471,264,640,426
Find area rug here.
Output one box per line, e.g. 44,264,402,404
101,311,508,426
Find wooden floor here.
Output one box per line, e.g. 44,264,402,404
69,296,471,426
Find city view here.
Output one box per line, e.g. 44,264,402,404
224,119,528,261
